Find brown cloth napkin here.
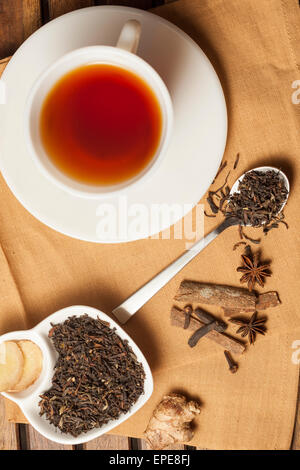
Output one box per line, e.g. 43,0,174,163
1,0,300,450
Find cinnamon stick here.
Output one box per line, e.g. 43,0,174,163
223,291,281,316
171,306,245,355
256,291,281,310
174,281,256,312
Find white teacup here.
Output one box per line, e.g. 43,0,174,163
24,20,173,198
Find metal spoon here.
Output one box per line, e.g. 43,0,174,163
112,166,289,324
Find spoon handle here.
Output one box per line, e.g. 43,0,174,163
112,217,237,324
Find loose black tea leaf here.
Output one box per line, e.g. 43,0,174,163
205,171,231,217
204,210,216,218
210,171,231,197
239,226,261,245
39,315,145,437
233,153,240,170
206,193,219,214
212,160,227,184
233,241,247,251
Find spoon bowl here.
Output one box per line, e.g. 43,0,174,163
230,166,290,219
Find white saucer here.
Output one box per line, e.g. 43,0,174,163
0,5,227,243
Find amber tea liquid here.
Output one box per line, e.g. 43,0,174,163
40,64,163,186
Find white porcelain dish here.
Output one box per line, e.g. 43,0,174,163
0,5,227,242
0,305,153,445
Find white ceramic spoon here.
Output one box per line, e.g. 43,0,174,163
112,166,289,323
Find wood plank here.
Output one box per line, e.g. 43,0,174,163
292,380,300,449
0,0,41,58
103,1,159,9
48,0,95,19
4,399,27,424
0,397,19,450
26,424,73,450
139,439,185,450
85,434,130,450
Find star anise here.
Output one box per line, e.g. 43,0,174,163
237,246,271,291
229,312,267,344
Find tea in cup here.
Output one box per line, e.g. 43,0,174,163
25,20,173,198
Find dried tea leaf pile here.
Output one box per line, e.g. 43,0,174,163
223,169,288,229
205,165,289,242
39,315,145,437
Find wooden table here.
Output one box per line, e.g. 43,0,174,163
0,0,299,451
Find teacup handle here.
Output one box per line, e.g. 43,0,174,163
116,20,141,54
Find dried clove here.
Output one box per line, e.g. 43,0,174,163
224,350,238,374
188,322,218,347
183,305,193,329
188,309,228,348
194,308,227,333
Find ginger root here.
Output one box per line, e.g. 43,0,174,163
144,393,201,450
